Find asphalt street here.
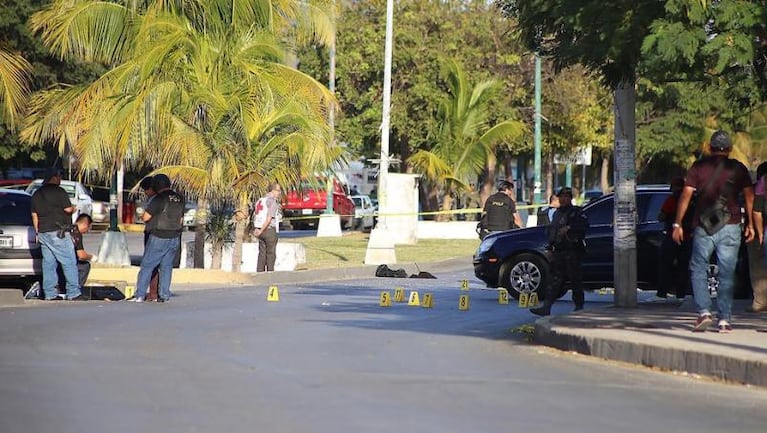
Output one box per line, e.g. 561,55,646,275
2,267,767,433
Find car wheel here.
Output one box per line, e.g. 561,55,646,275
499,253,549,300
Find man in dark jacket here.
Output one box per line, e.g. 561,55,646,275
478,180,522,239
130,174,184,303
530,187,589,316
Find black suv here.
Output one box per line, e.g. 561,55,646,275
473,186,751,300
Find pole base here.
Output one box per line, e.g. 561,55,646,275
364,228,397,265
98,231,132,266
316,214,342,237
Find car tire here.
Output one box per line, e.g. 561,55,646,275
499,253,549,300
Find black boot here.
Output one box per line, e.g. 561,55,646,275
530,305,551,316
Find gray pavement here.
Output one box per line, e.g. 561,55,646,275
4,247,767,388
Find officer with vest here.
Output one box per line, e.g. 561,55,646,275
530,187,589,316
130,174,184,302
478,180,522,239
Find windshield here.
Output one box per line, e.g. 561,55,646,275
352,197,362,207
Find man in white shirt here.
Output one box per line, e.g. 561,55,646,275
253,182,282,272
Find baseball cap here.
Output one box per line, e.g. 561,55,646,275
497,180,514,191
556,187,573,197
709,130,732,151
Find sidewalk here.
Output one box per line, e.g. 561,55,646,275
533,298,767,387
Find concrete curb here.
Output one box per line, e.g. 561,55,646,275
533,310,767,388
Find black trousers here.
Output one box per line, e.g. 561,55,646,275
545,249,584,307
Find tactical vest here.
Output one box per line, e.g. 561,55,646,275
154,190,184,232
484,192,514,231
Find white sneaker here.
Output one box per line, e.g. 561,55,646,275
127,297,145,303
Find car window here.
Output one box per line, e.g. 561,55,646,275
584,198,614,226
0,194,32,225
637,191,670,223
352,197,362,207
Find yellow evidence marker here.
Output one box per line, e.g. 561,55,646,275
460,279,469,291
408,291,421,306
124,285,135,299
528,292,539,307
518,292,529,308
267,286,280,302
498,289,509,304
458,294,470,311
379,291,392,307
422,293,434,308
394,287,406,302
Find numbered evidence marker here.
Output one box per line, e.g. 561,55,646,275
267,286,280,302
460,279,469,291
422,293,434,308
379,291,392,307
458,294,470,311
528,292,539,307
498,288,509,304
408,291,421,306
394,287,406,302
518,292,530,308
124,285,135,299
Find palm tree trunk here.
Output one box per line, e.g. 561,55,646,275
211,241,223,269
438,193,453,222
600,153,611,192
193,197,208,268
230,194,250,272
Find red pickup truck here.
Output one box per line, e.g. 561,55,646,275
282,177,355,230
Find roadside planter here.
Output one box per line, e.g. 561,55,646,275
180,241,306,272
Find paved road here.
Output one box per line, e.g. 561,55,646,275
2,271,767,433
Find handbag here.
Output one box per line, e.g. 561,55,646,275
695,160,732,236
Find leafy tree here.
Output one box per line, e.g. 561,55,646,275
408,58,525,219
503,0,767,307
22,0,340,269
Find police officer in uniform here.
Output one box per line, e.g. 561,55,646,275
478,180,522,239
530,187,589,316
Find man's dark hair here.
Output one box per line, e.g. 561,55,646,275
43,168,62,183
710,130,732,151
557,187,573,197
140,176,154,190
756,162,767,181
497,180,514,191
76,214,93,225
152,174,172,190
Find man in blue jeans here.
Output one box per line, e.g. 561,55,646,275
672,130,754,333
130,174,184,303
30,169,85,301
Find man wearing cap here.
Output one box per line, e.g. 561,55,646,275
139,176,159,301
130,174,184,302
477,180,522,240
673,130,754,333
30,169,86,301
530,186,588,316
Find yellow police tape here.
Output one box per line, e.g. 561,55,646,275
281,203,540,222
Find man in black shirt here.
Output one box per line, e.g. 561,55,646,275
130,174,184,302
478,180,522,239
31,170,85,301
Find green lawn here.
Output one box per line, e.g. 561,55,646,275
292,231,480,270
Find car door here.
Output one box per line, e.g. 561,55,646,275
636,190,671,287
581,196,615,284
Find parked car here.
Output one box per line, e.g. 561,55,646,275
473,186,751,300
0,189,42,286
351,194,375,231
25,179,94,224
90,186,111,223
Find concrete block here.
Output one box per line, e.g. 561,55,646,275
317,214,342,237
0,288,24,306
364,228,397,265
180,241,305,272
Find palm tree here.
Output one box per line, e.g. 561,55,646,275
409,59,525,221
0,49,32,129
22,0,342,271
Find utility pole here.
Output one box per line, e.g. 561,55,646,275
533,55,542,205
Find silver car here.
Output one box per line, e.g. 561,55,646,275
25,179,94,224
0,189,42,283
